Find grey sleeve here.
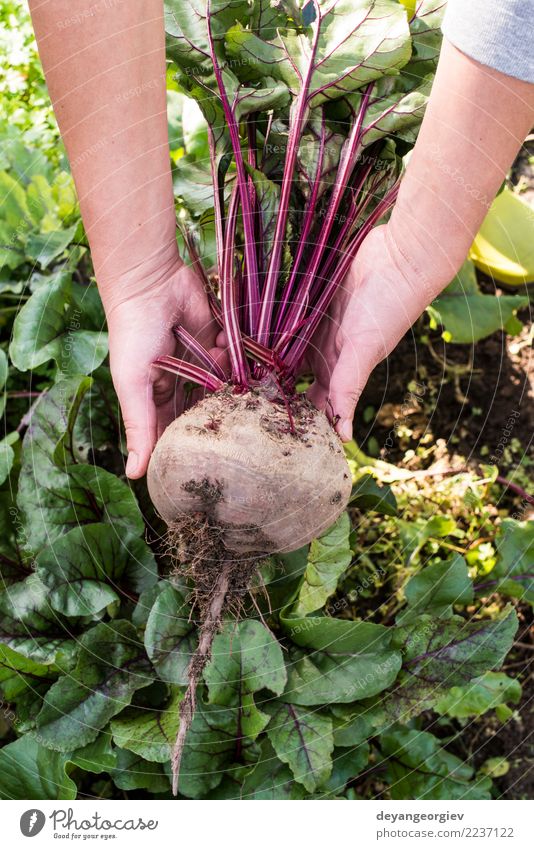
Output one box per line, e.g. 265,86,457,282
441,0,534,84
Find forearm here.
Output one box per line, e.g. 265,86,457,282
389,39,534,299
28,0,179,304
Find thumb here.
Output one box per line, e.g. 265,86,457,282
327,344,372,442
117,377,157,479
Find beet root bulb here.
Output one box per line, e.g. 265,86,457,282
147,389,351,555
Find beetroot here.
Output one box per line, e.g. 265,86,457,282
150,0,419,792
148,389,351,555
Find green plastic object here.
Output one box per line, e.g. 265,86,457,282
470,187,534,286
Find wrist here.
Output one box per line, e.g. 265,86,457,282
387,204,468,304
97,237,184,317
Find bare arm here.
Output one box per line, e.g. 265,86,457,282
28,0,177,298
309,40,534,438
29,0,218,477
389,38,534,299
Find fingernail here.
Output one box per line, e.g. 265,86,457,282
126,451,139,477
339,420,353,442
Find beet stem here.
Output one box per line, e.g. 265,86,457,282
206,0,260,341
171,560,232,796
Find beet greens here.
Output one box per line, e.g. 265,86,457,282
159,0,445,391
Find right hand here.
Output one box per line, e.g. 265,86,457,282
104,259,225,479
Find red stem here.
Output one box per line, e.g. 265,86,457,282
220,184,250,385
255,5,323,346
282,181,400,371
178,223,212,292
496,475,534,506
276,84,374,343
312,164,388,298
206,1,260,340
172,325,227,381
207,126,226,286
272,110,328,341
153,356,225,393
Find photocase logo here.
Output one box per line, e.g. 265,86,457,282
20,809,46,837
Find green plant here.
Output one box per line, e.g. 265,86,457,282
1,0,532,802
0,366,531,798
146,0,452,791
427,259,528,344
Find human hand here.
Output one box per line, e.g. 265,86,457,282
306,224,445,442
104,259,223,479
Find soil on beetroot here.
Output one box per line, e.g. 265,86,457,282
163,511,265,794
83,146,532,800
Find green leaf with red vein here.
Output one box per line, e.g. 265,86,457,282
266,701,334,792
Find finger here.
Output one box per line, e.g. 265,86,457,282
208,345,230,377
306,380,329,412
188,297,220,351
174,269,220,353
198,314,220,352
152,363,185,438
327,345,371,442
117,377,157,479
186,385,205,411
155,385,184,439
